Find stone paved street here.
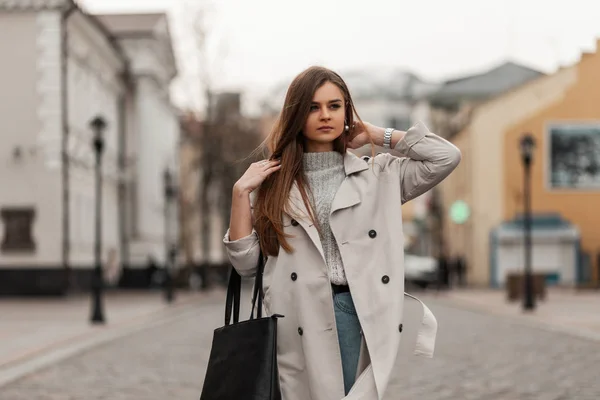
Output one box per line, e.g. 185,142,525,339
2,290,599,400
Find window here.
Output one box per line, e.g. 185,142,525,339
548,123,600,189
1,207,36,252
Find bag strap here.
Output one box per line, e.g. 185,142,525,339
224,265,242,326
224,248,266,326
250,252,266,319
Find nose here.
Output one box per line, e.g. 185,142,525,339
320,106,331,120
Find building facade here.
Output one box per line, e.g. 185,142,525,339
97,12,180,286
441,47,600,287
0,0,180,294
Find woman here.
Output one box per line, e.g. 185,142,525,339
223,66,461,400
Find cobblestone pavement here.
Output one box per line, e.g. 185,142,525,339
3,291,599,400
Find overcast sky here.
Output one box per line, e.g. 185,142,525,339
81,0,600,114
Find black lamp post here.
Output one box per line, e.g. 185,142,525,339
90,116,107,324
519,133,536,311
163,168,176,303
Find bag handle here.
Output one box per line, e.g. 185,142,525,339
224,248,266,326
250,252,266,319
224,265,241,325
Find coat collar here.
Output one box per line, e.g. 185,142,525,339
331,151,370,213
342,150,370,176
288,150,369,218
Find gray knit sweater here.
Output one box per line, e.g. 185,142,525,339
302,151,347,285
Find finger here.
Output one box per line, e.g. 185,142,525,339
263,160,280,167
265,165,281,174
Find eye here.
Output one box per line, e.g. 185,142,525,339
309,105,319,111
330,104,341,109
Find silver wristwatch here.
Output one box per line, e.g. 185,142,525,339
383,128,394,149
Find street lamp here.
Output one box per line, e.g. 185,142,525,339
163,168,176,303
90,116,107,324
519,133,536,311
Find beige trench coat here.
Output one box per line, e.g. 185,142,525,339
223,122,461,400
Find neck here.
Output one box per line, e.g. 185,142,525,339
304,140,334,153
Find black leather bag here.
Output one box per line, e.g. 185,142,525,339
200,251,283,400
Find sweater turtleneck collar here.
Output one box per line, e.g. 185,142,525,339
302,151,344,173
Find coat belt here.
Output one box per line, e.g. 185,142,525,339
404,292,438,357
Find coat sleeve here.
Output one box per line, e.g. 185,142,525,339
222,191,260,277
383,121,461,204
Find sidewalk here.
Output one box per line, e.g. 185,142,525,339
432,287,600,341
0,288,226,387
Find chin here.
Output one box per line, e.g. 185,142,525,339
311,132,342,141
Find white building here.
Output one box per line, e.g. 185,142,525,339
341,68,439,130
0,0,179,294
96,12,180,288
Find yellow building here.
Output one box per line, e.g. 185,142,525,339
442,41,600,287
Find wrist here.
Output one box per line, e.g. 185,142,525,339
233,182,251,197
372,126,386,147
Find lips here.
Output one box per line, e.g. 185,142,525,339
318,126,334,131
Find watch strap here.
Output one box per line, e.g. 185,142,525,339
383,128,394,149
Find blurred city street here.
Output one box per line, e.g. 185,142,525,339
2,0,600,399
1,286,599,400
0,289,220,387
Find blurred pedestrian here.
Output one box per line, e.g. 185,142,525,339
437,253,450,290
456,255,467,287
146,256,159,288
223,66,461,399
104,247,120,288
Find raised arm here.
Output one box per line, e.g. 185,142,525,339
391,122,461,203
228,185,254,242
223,159,280,276
351,121,461,204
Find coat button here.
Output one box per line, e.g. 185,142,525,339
399,324,403,333
298,327,303,336
368,229,377,238
382,275,390,284
291,272,297,281
291,219,299,226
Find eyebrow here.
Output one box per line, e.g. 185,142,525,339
311,99,343,105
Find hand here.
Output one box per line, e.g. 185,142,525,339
347,121,380,149
234,159,281,193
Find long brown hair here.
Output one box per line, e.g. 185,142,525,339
253,66,371,257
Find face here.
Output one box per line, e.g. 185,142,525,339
302,81,346,152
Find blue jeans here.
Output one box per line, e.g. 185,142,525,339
333,292,362,395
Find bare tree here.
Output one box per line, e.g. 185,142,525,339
178,0,221,285
215,102,263,237
202,94,262,285
181,1,261,287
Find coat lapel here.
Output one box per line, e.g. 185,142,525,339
331,151,369,214
288,151,370,264
288,182,326,263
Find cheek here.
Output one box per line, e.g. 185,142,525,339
304,114,318,134
335,109,346,126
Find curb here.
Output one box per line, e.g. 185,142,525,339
427,294,600,343
0,292,223,388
